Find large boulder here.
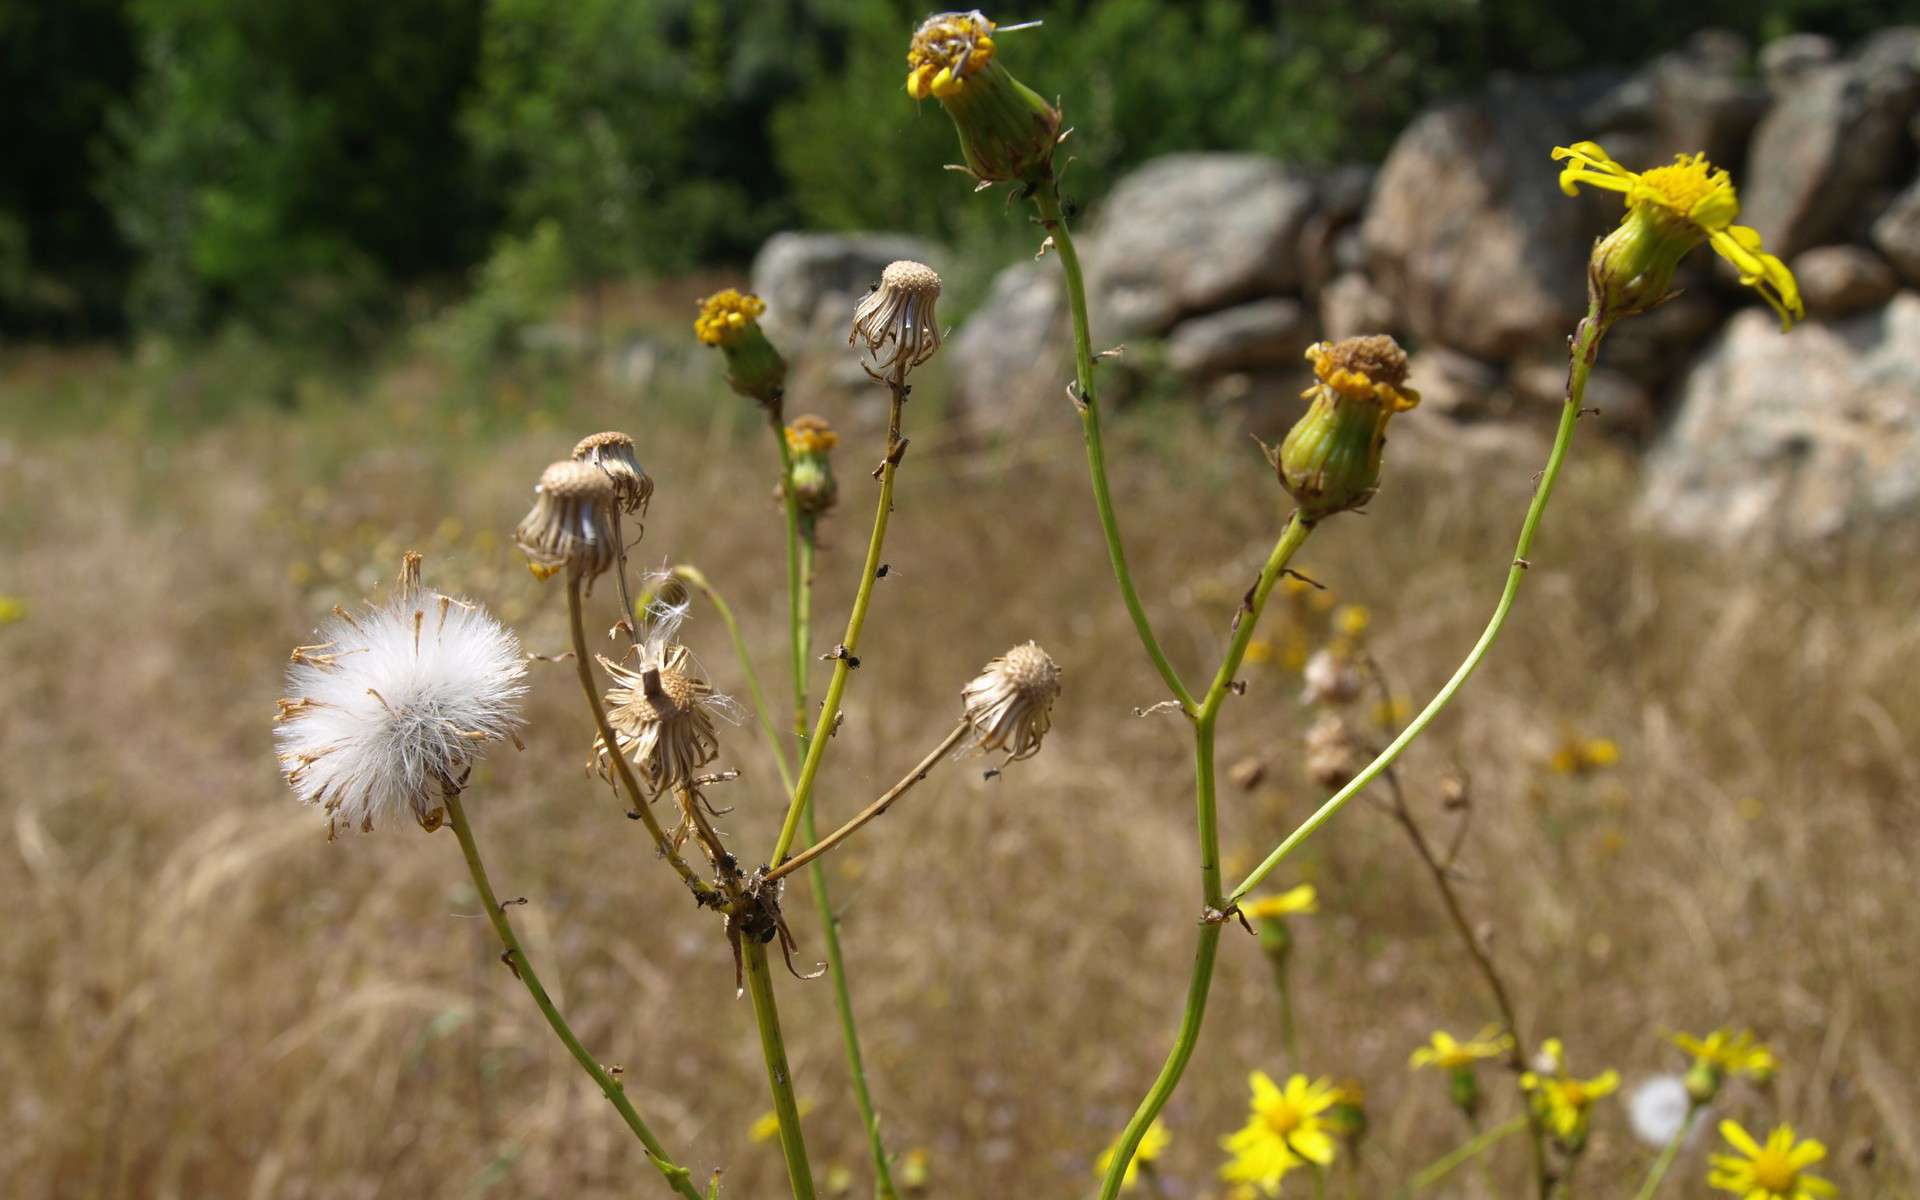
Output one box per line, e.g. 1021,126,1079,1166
946,260,1066,419
1641,293,1920,542
1588,30,1768,168
1741,29,1920,258
1870,177,1920,286
750,232,942,349
1165,298,1316,375
1360,74,1620,363
1793,246,1899,317
1081,154,1320,339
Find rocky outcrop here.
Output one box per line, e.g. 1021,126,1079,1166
1642,293,1920,542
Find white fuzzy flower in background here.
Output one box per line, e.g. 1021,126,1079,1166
1628,1073,1694,1146
275,555,527,835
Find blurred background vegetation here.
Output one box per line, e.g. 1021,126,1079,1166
5,0,1914,353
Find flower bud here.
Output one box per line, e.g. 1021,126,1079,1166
1449,1066,1483,1120
1269,337,1419,522
1684,1059,1722,1106
695,288,788,410
906,11,1060,185
784,415,839,519
1326,1081,1369,1146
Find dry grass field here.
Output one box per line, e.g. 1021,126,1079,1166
3,345,1917,1199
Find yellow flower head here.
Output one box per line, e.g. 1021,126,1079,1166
694,288,767,347
900,1146,932,1191
1333,604,1370,639
1095,1117,1170,1192
1521,1067,1620,1142
1242,883,1318,921
0,595,25,624
1709,1121,1835,1200
1220,1072,1340,1193
1672,1029,1778,1081
748,1099,815,1143
784,417,838,456
1272,336,1420,521
1547,730,1620,776
906,10,998,100
1552,141,1802,330
1410,1027,1514,1071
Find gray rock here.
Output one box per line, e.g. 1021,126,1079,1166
1361,74,1621,363
946,260,1065,418
1589,31,1767,167
1794,245,1900,316
1300,165,1377,291
1083,154,1319,339
1165,298,1316,375
1760,33,1839,93
750,232,941,348
1406,346,1503,418
1642,293,1920,542
1318,272,1397,342
1508,357,1654,437
1871,177,1920,284
1742,32,1920,258
1600,287,1727,390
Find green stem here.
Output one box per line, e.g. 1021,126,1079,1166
742,938,817,1200
1403,1115,1528,1196
1096,516,1314,1200
1229,310,1608,904
567,574,715,902
768,371,907,868
443,790,704,1199
1632,1105,1702,1200
669,563,795,796
1032,181,1195,714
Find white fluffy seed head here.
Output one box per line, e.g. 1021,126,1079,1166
275,556,527,835
1627,1074,1693,1147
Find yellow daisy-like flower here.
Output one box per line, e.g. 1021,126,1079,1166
1547,731,1620,776
905,10,998,100
1410,1027,1514,1071
1709,1121,1835,1200
784,417,838,456
1333,604,1370,639
1094,1117,1170,1192
1552,141,1802,329
904,11,1059,185
1242,883,1318,921
1521,1067,1620,1142
1220,1072,1340,1194
1673,1029,1778,1080
693,288,766,347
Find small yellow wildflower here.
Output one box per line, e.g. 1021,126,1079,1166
1270,337,1420,521
1522,1067,1620,1143
1220,1072,1340,1194
823,1163,856,1195
1242,884,1317,921
1672,1029,1777,1079
694,288,766,347
1244,638,1276,665
1410,1027,1513,1071
1552,141,1802,329
905,10,1059,184
0,595,25,624
1333,604,1370,638
1709,1121,1835,1200
1547,731,1620,776
748,1100,815,1143
900,1147,932,1191
1094,1117,1170,1192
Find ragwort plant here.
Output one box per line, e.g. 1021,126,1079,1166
272,9,1841,1198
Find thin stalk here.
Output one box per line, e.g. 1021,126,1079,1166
1229,309,1609,904
1632,1105,1703,1200
768,369,907,867
769,720,969,885
742,938,817,1200
1403,1115,1529,1196
1097,515,1315,1200
1032,180,1194,714
443,790,704,1199
670,563,795,796
776,421,898,1199
567,574,714,901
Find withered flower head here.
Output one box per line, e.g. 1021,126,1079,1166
275,554,526,836
594,594,742,795
850,260,943,378
572,430,653,517
1304,712,1361,790
515,460,619,585
961,640,1061,761
1269,336,1420,522
784,414,840,518
1301,648,1363,708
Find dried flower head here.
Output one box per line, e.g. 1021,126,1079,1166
961,640,1060,761
906,11,1060,184
515,460,618,586
1554,141,1802,329
784,414,840,518
850,260,943,378
1270,336,1420,521
1304,712,1361,789
696,288,788,408
275,554,526,836
594,594,743,795
1301,648,1363,707
572,430,653,517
